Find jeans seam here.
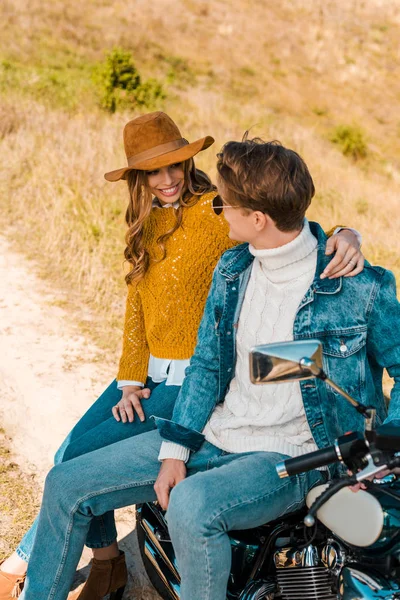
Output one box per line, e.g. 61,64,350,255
85,514,115,548
204,472,323,530
98,515,108,543
205,538,211,600
85,540,117,549
206,451,226,470
49,504,76,599
196,478,295,600
15,547,29,562
207,478,293,529
48,479,157,600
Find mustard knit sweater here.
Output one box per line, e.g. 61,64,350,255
117,191,236,382
117,188,342,382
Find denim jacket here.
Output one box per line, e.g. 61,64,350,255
155,222,400,453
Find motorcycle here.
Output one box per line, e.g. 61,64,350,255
136,339,400,599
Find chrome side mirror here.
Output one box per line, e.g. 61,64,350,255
249,339,373,424
249,340,323,384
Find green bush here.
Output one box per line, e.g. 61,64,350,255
330,124,368,160
95,48,165,112
134,78,165,108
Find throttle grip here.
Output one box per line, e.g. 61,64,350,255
276,431,369,478
276,446,339,478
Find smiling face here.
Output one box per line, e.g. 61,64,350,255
146,163,185,204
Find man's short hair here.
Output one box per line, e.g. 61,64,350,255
216,137,315,231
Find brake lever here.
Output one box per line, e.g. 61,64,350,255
354,453,389,483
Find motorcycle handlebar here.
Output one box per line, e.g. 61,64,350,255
276,445,338,478
276,432,369,478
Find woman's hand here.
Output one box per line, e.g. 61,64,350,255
321,229,364,280
112,385,151,423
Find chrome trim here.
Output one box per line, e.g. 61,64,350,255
372,473,397,485
356,453,389,482
276,565,336,600
302,545,319,567
276,461,288,478
321,540,346,576
334,439,343,462
274,545,319,569
239,579,275,600
144,541,180,600
141,518,180,582
274,548,303,568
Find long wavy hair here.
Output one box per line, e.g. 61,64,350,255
124,158,215,285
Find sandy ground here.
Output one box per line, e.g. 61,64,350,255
0,235,159,599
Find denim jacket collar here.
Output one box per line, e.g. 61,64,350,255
217,243,254,281
218,221,342,294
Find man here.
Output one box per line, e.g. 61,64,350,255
21,139,400,600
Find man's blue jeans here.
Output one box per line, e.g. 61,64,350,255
16,378,180,561
21,429,324,600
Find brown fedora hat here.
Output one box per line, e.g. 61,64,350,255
104,112,214,182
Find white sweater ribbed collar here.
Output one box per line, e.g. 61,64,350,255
249,219,318,284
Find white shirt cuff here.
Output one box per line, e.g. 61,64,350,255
158,441,190,463
117,380,144,390
333,227,362,246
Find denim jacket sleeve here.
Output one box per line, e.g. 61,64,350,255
154,266,224,451
366,269,400,426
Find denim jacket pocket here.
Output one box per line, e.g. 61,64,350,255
321,327,367,358
320,328,368,405
319,328,368,438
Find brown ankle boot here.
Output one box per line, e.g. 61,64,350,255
68,552,127,600
0,567,26,599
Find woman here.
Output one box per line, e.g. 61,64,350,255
0,112,363,600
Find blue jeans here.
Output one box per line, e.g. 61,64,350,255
21,429,324,600
16,378,180,561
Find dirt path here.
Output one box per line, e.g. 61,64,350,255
0,235,159,599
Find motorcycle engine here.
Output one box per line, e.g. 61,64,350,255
273,541,344,600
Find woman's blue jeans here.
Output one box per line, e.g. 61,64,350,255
21,429,325,600
16,378,180,561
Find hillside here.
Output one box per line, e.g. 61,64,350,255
1,0,399,351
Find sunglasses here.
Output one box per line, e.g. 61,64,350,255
212,196,240,216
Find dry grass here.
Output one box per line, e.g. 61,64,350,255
0,0,399,354
0,429,40,560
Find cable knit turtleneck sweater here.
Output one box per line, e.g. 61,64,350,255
202,220,319,458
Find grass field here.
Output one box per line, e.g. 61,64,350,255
1,0,399,344
0,429,40,560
